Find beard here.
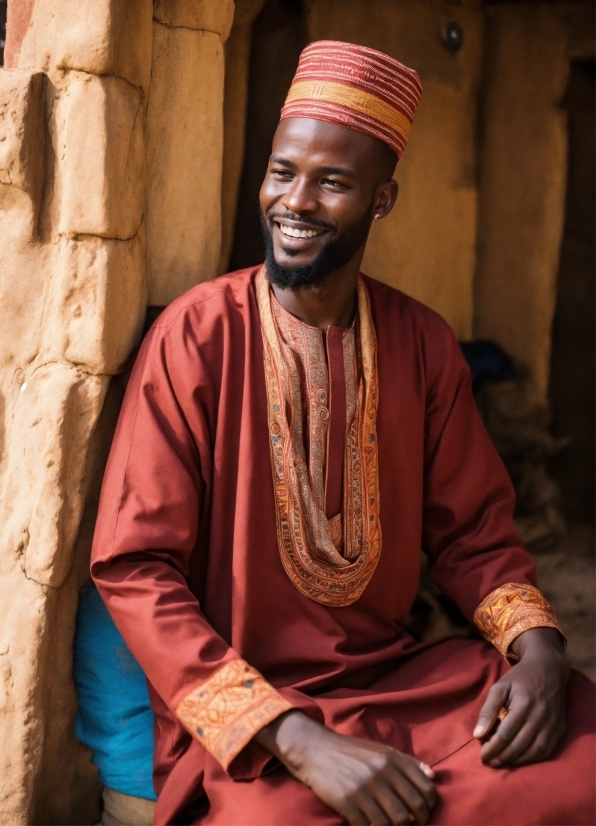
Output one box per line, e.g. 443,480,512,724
259,203,373,290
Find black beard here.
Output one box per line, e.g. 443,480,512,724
259,205,373,290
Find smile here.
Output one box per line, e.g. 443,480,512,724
277,224,326,239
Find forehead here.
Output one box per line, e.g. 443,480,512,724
271,117,379,171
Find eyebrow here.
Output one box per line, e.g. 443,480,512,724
270,156,356,178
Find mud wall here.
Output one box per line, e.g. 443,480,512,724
474,2,595,405
0,0,231,822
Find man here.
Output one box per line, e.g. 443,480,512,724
91,41,595,825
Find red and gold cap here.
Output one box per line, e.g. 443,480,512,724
280,41,422,159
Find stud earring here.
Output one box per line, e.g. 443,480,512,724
374,213,381,221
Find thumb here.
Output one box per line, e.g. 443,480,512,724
473,681,509,739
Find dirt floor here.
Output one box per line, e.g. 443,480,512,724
533,522,595,681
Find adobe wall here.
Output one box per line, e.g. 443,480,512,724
0,1,232,822
474,2,595,405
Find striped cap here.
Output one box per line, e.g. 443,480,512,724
281,41,423,159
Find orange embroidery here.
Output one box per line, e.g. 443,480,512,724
256,269,382,607
176,660,292,770
474,583,564,660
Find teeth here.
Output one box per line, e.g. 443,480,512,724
279,224,324,239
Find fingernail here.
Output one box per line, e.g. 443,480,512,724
490,760,501,768
473,725,484,737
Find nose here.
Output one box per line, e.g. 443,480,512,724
281,176,319,216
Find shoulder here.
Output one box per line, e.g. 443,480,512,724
363,274,457,352
151,267,259,335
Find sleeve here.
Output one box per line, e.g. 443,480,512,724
91,323,292,780
421,324,563,659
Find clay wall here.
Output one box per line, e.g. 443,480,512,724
474,2,595,405
0,0,232,822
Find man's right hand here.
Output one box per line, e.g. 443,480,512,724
255,710,437,826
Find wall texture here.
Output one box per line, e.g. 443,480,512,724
0,0,231,822
474,2,595,405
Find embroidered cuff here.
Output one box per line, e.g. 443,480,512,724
176,660,292,772
474,583,564,661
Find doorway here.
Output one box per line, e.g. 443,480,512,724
548,60,595,524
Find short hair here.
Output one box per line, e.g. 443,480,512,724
372,137,398,181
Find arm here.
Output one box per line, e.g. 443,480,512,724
421,325,567,767
91,322,291,779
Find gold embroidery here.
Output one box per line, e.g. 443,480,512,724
474,582,564,660
176,660,292,770
256,268,382,606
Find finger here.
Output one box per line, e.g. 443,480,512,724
375,781,418,825
419,761,436,780
511,718,565,767
479,693,531,762
384,773,430,825
395,759,436,812
474,681,510,740
343,802,371,826
486,706,547,766
359,795,398,825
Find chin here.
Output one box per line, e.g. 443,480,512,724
275,250,312,268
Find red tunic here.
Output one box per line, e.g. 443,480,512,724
91,267,595,825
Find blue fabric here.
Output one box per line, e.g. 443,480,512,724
459,339,515,386
74,586,157,800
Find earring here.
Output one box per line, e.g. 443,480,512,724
374,213,381,221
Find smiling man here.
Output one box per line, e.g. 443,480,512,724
91,42,595,825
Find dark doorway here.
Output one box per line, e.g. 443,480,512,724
548,60,595,523
227,0,308,273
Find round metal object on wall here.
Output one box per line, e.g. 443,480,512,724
441,22,464,53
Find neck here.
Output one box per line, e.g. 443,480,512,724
270,259,361,330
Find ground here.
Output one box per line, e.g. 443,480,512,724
534,522,595,682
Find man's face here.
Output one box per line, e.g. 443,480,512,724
259,117,395,290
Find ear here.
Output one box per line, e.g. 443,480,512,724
373,179,398,219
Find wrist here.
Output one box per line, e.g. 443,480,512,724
509,627,568,665
254,709,319,769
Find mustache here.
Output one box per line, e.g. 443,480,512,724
267,211,335,232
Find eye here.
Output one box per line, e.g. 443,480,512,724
271,169,293,180
321,178,348,189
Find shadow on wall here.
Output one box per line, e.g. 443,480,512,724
228,0,307,271
0,0,6,65
548,59,595,524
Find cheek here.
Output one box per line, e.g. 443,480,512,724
259,178,281,213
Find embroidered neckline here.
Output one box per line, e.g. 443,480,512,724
256,268,382,606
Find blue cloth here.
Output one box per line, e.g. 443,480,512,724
459,339,515,386
74,586,157,800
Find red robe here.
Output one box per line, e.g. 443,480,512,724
91,267,595,825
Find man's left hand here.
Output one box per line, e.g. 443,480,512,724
473,627,569,768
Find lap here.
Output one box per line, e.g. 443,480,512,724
196,670,595,826
430,669,595,825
